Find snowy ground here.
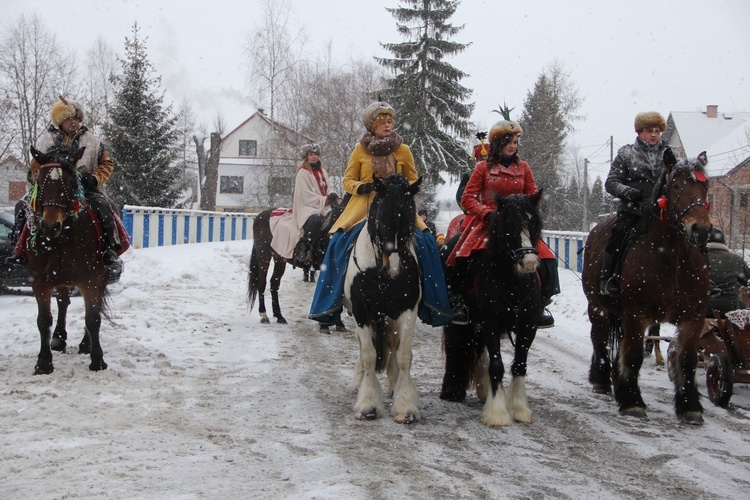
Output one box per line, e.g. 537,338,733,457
1,239,750,499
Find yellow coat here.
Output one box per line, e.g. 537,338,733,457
330,142,428,233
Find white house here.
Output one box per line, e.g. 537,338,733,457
215,111,313,213
0,155,27,206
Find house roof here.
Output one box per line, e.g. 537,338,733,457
223,111,312,146
668,109,750,177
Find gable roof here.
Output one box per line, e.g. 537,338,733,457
223,111,312,146
668,109,750,177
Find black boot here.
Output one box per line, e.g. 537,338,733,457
5,254,27,266
537,308,554,329
449,292,469,325
600,252,620,296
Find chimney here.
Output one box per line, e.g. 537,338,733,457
706,105,718,118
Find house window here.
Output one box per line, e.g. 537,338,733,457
269,177,293,197
741,192,749,208
220,176,244,194
239,140,257,157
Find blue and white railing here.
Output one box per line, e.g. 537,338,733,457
122,206,257,249
542,230,588,273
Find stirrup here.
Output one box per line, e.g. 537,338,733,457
451,304,469,325
600,276,620,297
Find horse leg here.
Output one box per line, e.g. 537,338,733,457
353,325,384,420
80,288,106,371
613,315,647,418
440,323,475,402
390,312,420,424
50,288,71,353
257,254,271,324
480,327,512,427
269,258,287,324
588,304,611,394
673,321,704,424
475,346,490,402
33,287,55,375
508,323,537,423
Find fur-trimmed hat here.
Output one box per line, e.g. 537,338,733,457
51,96,84,127
488,104,522,143
634,111,666,133
362,101,395,131
300,143,321,159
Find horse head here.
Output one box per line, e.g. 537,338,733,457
490,189,544,274
29,145,86,239
657,151,712,246
369,174,421,274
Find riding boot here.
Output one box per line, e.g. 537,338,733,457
445,260,469,325
600,251,620,296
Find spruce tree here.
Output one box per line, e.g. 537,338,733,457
104,23,184,210
377,0,474,187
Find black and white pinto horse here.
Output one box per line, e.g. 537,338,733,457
344,174,422,423
440,191,544,426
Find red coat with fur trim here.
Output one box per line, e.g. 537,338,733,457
446,158,553,265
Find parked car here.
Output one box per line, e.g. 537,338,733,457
0,209,123,291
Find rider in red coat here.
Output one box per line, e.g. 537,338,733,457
445,111,558,328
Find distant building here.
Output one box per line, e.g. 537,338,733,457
665,105,750,249
215,110,313,212
0,155,28,207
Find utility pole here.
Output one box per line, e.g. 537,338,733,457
583,158,589,231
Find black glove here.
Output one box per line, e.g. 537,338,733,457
326,192,339,205
81,174,98,190
623,188,642,202
357,183,374,195
484,212,493,222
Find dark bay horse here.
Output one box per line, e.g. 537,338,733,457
345,174,422,423
247,200,343,324
25,145,111,374
440,190,544,426
582,152,712,424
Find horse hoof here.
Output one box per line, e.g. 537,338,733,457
439,389,466,402
260,317,270,324
591,383,611,395
34,363,54,375
276,317,287,324
678,411,704,425
394,413,416,424
619,406,648,419
50,338,67,353
355,409,377,421
89,360,108,371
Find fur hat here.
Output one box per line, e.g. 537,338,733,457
634,111,666,133
488,104,522,143
300,143,321,159
362,101,395,131
51,96,84,127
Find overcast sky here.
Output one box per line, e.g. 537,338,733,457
5,0,750,180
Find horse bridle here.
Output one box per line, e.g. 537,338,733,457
659,167,710,233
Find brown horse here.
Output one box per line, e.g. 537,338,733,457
25,145,111,374
247,200,343,324
582,152,711,424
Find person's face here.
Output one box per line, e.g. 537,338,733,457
307,152,320,163
638,126,662,146
372,115,394,139
61,117,81,135
502,136,520,157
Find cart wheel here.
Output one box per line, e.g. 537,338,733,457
667,339,678,383
706,354,733,408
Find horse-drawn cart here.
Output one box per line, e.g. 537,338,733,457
664,309,750,408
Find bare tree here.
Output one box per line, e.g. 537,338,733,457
81,37,119,135
244,0,304,121
0,13,76,166
193,114,225,211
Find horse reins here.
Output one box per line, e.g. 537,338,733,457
657,168,710,235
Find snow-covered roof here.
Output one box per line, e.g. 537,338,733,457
669,109,750,177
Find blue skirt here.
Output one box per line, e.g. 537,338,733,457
308,222,451,327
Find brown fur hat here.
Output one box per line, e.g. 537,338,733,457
362,101,395,131
51,96,84,127
300,143,321,160
489,119,523,143
634,111,666,133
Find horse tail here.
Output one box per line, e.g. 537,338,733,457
247,245,260,310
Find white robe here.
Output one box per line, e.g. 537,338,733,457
269,165,333,259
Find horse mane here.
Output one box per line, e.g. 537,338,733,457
368,174,418,250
